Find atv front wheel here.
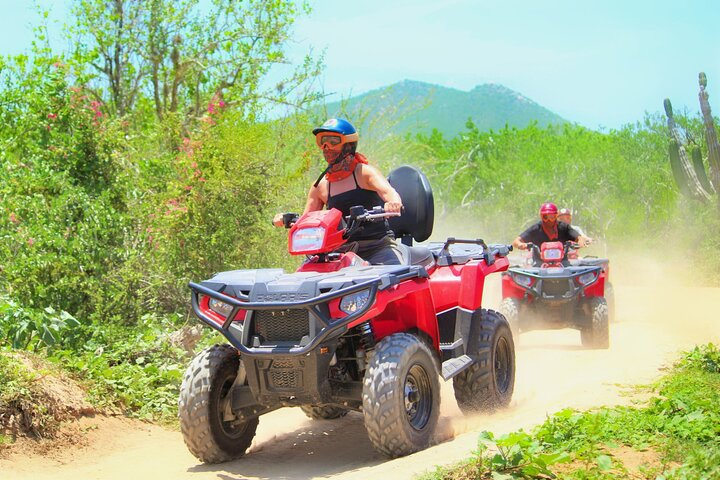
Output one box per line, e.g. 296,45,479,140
179,344,259,463
362,333,440,458
453,309,515,414
300,404,348,420
499,297,521,339
606,282,616,322
581,297,610,349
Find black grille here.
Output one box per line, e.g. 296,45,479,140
272,358,296,369
542,279,570,296
270,370,300,388
253,309,309,342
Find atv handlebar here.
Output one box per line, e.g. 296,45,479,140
525,241,581,252
343,206,400,239
347,205,401,222
282,212,300,229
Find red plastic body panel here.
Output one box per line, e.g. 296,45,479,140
296,252,367,273
333,278,440,350
582,273,606,297
321,255,510,351
287,208,346,255
502,273,527,299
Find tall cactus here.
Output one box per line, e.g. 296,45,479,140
698,72,720,193
664,98,713,201
664,72,720,202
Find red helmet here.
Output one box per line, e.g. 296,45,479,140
539,202,558,216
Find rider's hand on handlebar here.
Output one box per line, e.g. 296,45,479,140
519,242,530,251
577,236,592,248
383,201,403,214
272,213,284,227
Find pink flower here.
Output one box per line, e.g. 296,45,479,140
27,238,35,247
9,213,19,224
47,113,57,120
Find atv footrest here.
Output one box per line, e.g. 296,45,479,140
441,354,473,380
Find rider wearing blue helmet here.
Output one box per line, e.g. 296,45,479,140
273,118,403,265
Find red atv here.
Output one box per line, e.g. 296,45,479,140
500,241,610,348
179,166,515,463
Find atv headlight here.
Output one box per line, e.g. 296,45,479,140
340,290,371,314
209,297,233,317
577,271,598,286
512,273,533,287
541,248,563,262
291,227,325,252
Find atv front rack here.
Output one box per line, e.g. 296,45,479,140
189,266,426,357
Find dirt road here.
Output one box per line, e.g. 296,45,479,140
2,254,719,480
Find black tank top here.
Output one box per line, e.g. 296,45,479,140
327,171,392,241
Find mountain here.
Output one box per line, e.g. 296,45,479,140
322,80,567,139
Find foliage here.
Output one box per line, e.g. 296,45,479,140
0,297,83,351
407,118,677,247
67,0,322,121
420,344,720,480
0,54,132,319
0,351,67,441
0,0,322,421
0,352,35,444
678,343,720,373
0,353,35,408
51,313,190,420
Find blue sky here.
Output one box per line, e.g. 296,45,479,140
2,0,719,130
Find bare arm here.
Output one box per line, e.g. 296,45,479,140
512,236,528,250
272,181,327,227
576,234,591,248
359,164,403,213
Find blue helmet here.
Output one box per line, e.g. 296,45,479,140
312,118,359,139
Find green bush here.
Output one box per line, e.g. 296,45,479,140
0,56,131,319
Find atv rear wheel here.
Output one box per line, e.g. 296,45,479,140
300,404,348,420
179,344,259,463
453,309,515,414
581,297,609,349
499,297,521,339
362,333,440,458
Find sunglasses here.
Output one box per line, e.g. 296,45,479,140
315,131,359,149
542,214,557,221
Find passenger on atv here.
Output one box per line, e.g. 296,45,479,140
511,202,591,266
273,118,404,265
557,207,593,243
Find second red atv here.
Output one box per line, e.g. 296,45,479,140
179,166,515,463
500,241,610,348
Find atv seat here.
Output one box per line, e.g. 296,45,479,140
396,242,435,268
387,165,434,246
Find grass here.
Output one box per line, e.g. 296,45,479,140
418,343,720,480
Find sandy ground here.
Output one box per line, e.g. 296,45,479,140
2,254,719,480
